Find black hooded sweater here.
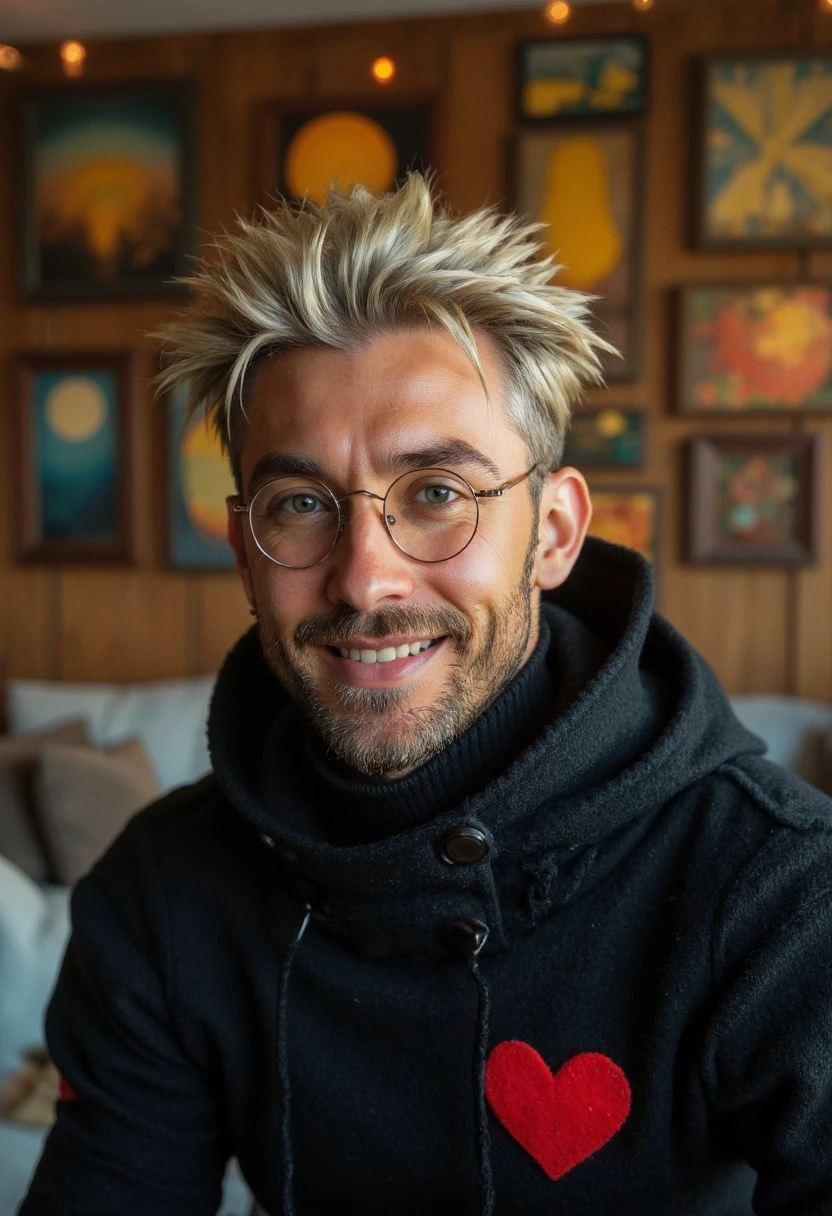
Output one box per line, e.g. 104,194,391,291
20,538,832,1216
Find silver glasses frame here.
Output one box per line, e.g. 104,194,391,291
231,464,540,569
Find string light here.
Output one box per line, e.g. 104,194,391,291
60,40,86,77
544,1,572,25
371,56,396,84
632,0,655,9
0,44,22,70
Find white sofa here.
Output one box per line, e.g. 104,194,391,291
0,677,830,1216
0,673,252,1216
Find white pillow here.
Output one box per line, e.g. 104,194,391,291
7,675,215,793
0,854,70,1078
729,694,832,787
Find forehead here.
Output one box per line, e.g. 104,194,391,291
238,328,524,488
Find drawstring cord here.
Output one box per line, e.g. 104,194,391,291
468,954,496,1216
276,905,496,1216
277,904,311,1216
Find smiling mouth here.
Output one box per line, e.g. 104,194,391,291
331,638,440,665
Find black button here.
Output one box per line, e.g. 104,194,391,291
259,833,276,849
442,917,490,958
438,826,489,865
275,843,301,865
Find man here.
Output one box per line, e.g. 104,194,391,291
21,176,832,1216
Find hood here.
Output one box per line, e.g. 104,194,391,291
208,537,764,961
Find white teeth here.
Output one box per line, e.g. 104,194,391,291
337,639,435,663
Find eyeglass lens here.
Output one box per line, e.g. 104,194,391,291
248,469,480,567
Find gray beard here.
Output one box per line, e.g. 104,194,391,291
257,537,537,778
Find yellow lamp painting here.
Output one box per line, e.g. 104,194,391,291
514,122,642,378
168,389,237,570
268,101,430,205
23,82,194,301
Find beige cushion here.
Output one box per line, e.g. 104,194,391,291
34,739,160,886
0,721,90,881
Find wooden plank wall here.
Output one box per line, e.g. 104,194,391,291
1,0,830,696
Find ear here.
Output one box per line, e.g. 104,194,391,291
533,467,593,591
226,497,256,611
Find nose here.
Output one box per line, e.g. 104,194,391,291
323,494,415,612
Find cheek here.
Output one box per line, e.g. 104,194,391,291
252,564,324,626
432,538,524,615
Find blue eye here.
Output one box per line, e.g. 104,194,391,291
287,493,321,514
417,484,459,505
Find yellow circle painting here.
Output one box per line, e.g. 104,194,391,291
181,414,234,543
46,377,107,442
284,112,398,204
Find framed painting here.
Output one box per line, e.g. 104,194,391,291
695,54,832,249
678,284,832,414
514,122,643,379
563,407,645,467
255,97,434,206
588,487,659,564
19,80,197,301
167,386,237,570
687,434,820,565
13,351,139,564
517,36,648,120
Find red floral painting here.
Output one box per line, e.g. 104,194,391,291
717,453,798,547
680,284,832,412
688,435,819,566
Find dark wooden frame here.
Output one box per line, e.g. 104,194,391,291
254,94,437,207
19,79,197,302
588,484,660,567
516,34,649,121
13,350,140,564
693,52,832,251
512,119,645,381
676,282,832,415
687,433,821,565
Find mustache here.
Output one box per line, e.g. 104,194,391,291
294,605,471,648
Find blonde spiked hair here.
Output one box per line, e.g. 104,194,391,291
157,174,614,489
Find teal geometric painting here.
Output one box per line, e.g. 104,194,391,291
699,55,832,248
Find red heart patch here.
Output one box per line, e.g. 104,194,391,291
485,1041,631,1181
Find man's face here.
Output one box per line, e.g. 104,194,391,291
229,328,553,779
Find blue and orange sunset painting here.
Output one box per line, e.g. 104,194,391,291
34,371,119,541
35,96,182,284
168,390,236,569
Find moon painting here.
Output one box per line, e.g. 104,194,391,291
34,370,119,542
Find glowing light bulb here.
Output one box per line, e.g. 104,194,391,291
820,0,832,12
60,40,86,77
371,56,396,84
544,0,572,23
0,44,22,70
633,0,654,9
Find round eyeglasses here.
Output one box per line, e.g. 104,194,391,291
232,465,539,569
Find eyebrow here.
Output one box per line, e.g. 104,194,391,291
246,439,502,498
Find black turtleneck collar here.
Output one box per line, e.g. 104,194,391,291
259,604,608,846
